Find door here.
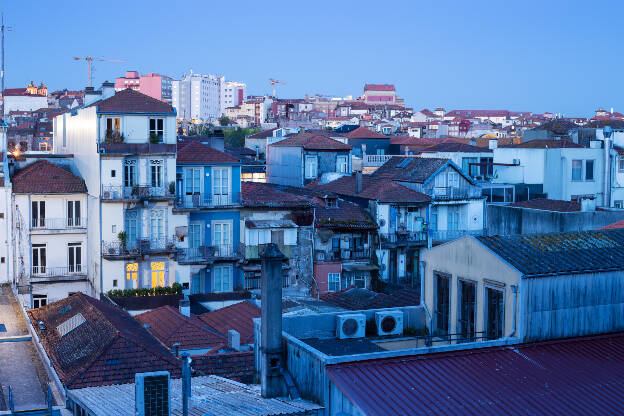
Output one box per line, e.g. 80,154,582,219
435,274,450,335
68,243,82,273
150,216,164,248
32,201,45,228
67,200,81,227
189,223,202,260
213,222,231,256
123,161,137,187
184,168,201,206
32,244,46,275
459,281,476,341
486,288,504,339
213,168,229,205
213,265,232,292
125,212,138,250
389,250,397,283
150,161,163,188
150,261,166,288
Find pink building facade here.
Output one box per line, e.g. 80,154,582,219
362,84,396,104
115,71,173,103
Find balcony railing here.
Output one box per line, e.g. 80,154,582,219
101,238,177,257
380,231,427,245
430,229,484,242
316,248,371,262
242,243,294,259
101,185,174,201
244,274,290,290
363,154,392,167
99,142,177,155
31,265,85,278
175,192,241,209
30,217,87,230
431,187,481,200
177,244,238,263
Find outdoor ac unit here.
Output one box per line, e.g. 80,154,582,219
375,310,403,336
513,158,521,165
336,313,366,339
103,191,111,199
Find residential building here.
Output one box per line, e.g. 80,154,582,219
114,71,173,103
221,80,246,111
174,141,242,294
342,126,390,158
226,98,271,128
172,71,223,121
10,159,91,307
3,81,48,115
422,229,624,342
53,87,186,295
418,141,495,179
266,131,352,186
362,84,397,105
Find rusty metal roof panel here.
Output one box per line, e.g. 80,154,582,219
476,229,624,277
326,332,624,416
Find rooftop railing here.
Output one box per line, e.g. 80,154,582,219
175,192,241,209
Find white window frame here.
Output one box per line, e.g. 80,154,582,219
328,273,340,292
336,155,348,173
213,265,233,293
305,155,318,179
149,118,164,141
212,220,232,256
32,294,47,309
184,168,202,195
68,243,82,274
571,159,583,181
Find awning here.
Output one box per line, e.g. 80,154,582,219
342,264,379,272
245,219,297,229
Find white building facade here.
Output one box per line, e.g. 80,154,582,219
172,72,224,122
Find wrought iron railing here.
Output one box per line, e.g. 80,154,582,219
430,229,484,242
101,185,174,200
175,192,241,208
30,217,86,230
177,244,238,263
31,265,85,277
101,238,176,256
380,231,427,244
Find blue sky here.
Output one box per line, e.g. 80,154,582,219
6,0,623,116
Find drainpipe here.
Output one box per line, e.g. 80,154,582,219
509,284,518,338
98,116,104,297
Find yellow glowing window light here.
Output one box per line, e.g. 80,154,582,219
126,263,138,280
151,261,165,287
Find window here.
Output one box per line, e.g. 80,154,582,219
585,160,594,181
619,157,624,173
185,168,201,195
435,274,450,334
213,222,231,256
150,261,166,288
126,262,138,289
462,157,479,177
213,168,229,204
336,155,348,173
189,223,202,249
328,273,340,292
113,279,118,287
305,155,318,179
615,200,624,209
447,206,459,230
111,169,116,178
571,159,582,181
149,118,164,141
106,118,120,136
480,157,493,177
150,210,164,243
32,294,47,309
458,280,476,342
486,287,504,340
31,201,45,228
1,257,4,263
32,244,46,275
67,200,81,227
150,160,163,187
123,160,137,187
213,265,232,292
68,243,82,273
448,171,459,189
429,209,438,231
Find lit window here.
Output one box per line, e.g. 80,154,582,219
126,262,138,282
151,261,166,287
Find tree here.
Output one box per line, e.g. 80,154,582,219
219,115,231,126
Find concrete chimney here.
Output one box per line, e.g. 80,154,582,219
179,299,190,317
361,144,367,157
260,243,286,398
83,86,102,106
580,196,596,212
181,353,192,416
101,81,115,100
355,171,363,194
489,138,498,149
228,329,241,351
469,139,477,146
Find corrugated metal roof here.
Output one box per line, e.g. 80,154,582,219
245,219,297,229
69,375,322,416
326,332,624,416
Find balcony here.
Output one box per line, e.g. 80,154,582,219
242,243,295,260
174,192,241,209
380,231,427,248
243,272,291,290
101,238,177,258
430,229,484,243
99,142,177,155
431,187,481,201
315,248,371,262
101,185,175,201
363,154,392,167
30,217,87,233
177,244,239,264
31,265,86,282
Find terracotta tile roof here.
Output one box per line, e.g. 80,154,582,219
241,181,311,209
372,156,451,183
177,141,240,164
27,293,180,389
11,160,87,194
198,301,261,345
600,220,624,230
89,88,175,114
507,198,581,212
504,139,584,149
3,88,30,96
320,287,420,310
270,132,351,151
344,126,388,140
246,127,278,139
420,142,492,153
308,175,430,203
135,306,226,350
364,84,395,92
190,351,255,384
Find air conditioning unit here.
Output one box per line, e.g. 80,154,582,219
103,191,111,199
336,313,366,339
512,158,520,165
375,310,403,336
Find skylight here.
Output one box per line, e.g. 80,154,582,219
57,313,86,337
398,158,412,168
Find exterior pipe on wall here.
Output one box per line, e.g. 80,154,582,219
510,284,518,338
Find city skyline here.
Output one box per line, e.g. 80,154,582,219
6,0,624,116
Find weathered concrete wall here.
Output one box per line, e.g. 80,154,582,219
487,205,624,235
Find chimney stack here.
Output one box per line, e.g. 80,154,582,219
179,299,190,317
489,138,498,149
181,353,192,416
260,243,286,398
355,170,363,194
228,329,241,351
101,81,115,100
469,139,477,146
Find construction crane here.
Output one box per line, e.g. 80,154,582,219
73,56,126,88
269,78,286,97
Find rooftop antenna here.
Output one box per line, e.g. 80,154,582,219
1,13,13,118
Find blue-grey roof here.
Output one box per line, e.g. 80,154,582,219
477,229,624,277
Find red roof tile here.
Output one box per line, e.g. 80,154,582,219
246,127,278,139
345,127,388,140
364,84,395,92
89,88,174,114
198,301,261,345
135,306,226,350
11,160,87,194
177,141,240,164
309,175,430,203
191,351,255,383
241,181,311,208
270,132,351,151
320,287,420,310
327,332,624,416
600,220,624,230
508,198,581,212
27,293,180,389
420,142,492,153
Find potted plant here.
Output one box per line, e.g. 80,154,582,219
117,231,127,253
149,133,161,144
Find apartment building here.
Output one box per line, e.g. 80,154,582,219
221,81,246,111
53,87,186,295
172,71,223,121
114,71,173,103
